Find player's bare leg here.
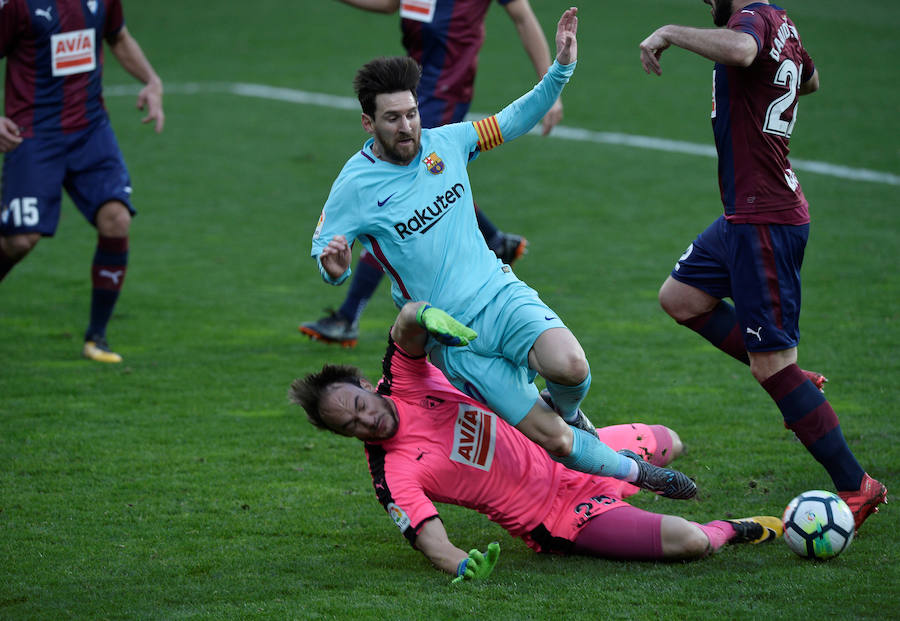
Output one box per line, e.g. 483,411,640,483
528,327,595,432
0,232,41,281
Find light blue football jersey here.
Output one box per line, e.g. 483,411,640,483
312,122,517,324
311,60,575,324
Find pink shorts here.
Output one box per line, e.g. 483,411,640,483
522,423,673,553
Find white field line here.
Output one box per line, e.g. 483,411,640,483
106,82,900,187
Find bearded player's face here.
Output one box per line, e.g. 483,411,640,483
364,91,422,166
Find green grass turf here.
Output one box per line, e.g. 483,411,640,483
2,1,898,618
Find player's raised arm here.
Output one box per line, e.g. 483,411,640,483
555,6,578,66
503,0,563,135
472,7,578,152
639,24,757,76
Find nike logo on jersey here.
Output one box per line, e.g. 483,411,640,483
377,193,396,207
746,326,763,341
741,9,755,15
544,316,556,321
35,6,52,20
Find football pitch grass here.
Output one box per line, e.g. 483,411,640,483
1,2,897,618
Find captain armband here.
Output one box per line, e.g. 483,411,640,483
473,116,503,152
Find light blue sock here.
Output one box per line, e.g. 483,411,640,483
553,427,634,479
545,371,591,423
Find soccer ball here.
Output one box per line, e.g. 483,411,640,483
782,490,855,560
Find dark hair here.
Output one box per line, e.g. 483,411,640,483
288,364,364,430
353,56,421,118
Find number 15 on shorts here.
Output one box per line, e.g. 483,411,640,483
1,197,39,227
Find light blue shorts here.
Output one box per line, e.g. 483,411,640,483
426,280,567,426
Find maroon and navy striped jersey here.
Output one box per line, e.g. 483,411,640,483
1,0,124,136
400,0,512,105
711,3,815,225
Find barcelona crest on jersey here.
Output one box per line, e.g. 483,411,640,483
422,152,445,175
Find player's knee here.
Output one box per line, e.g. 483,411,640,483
658,279,680,317
546,351,589,385
95,201,132,237
659,277,715,323
564,353,589,384
1,233,41,259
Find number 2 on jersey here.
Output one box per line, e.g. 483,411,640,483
763,59,801,138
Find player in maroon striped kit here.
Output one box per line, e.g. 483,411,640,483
0,0,163,363
639,0,886,530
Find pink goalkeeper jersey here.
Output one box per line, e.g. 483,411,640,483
365,338,643,552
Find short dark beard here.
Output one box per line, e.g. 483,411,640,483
712,0,733,27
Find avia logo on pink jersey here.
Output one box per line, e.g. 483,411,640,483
450,405,496,471
51,29,96,77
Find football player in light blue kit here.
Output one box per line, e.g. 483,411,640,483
310,7,695,497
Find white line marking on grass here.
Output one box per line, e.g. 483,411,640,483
106,82,900,186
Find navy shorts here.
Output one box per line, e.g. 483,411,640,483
1,118,134,237
670,215,809,352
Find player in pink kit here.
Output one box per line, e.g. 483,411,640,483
0,0,163,363
290,301,781,582
639,0,886,530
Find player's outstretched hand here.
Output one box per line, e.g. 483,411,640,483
555,7,578,66
137,80,165,133
451,542,500,585
639,27,670,76
416,304,477,347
